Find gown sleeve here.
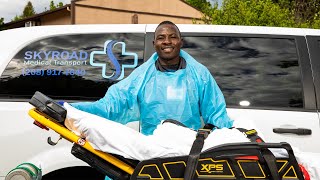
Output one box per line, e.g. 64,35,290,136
199,69,234,128
71,77,141,125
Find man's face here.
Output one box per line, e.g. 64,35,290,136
153,24,183,61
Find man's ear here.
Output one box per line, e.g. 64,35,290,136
153,40,155,47
180,38,184,48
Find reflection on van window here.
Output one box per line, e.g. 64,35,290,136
183,36,302,108
239,100,250,107
0,33,144,100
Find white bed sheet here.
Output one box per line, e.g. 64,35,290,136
64,102,319,179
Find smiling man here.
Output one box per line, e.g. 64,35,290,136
72,20,233,135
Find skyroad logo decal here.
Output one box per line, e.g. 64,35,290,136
90,40,138,80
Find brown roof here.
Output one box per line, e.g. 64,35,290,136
1,4,71,27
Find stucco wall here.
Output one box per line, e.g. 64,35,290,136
75,0,202,24
76,6,133,24
75,6,199,24
76,0,201,18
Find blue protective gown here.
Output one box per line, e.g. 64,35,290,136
72,50,233,135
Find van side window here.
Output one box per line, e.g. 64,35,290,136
183,36,302,109
0,33,144,100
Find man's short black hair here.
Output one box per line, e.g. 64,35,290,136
157,20,177,28
154,20,182,38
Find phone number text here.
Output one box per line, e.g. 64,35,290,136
21,68,86,76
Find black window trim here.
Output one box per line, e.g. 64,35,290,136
306,36,320,111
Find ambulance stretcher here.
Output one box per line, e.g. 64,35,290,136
27,92,307,180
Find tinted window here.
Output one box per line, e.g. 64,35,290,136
0,33,144,100
183,36,303,108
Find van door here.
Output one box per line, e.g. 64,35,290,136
145,32,319,153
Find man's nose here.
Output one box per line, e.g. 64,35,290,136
163,37,172,44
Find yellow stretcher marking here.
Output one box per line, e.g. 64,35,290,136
283,166,298,179
28,108,135,175
138,164,164,180
163,161,186,180
277,160,288,173
237,160,266,179
196,158,235,178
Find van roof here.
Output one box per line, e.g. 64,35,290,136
1,24,319,36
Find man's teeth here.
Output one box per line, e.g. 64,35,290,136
163,47,173,50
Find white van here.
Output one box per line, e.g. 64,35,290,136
0,24,319,180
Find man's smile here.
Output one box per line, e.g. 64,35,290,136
162,46,174,52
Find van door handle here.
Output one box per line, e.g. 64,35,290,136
273,128,312,135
